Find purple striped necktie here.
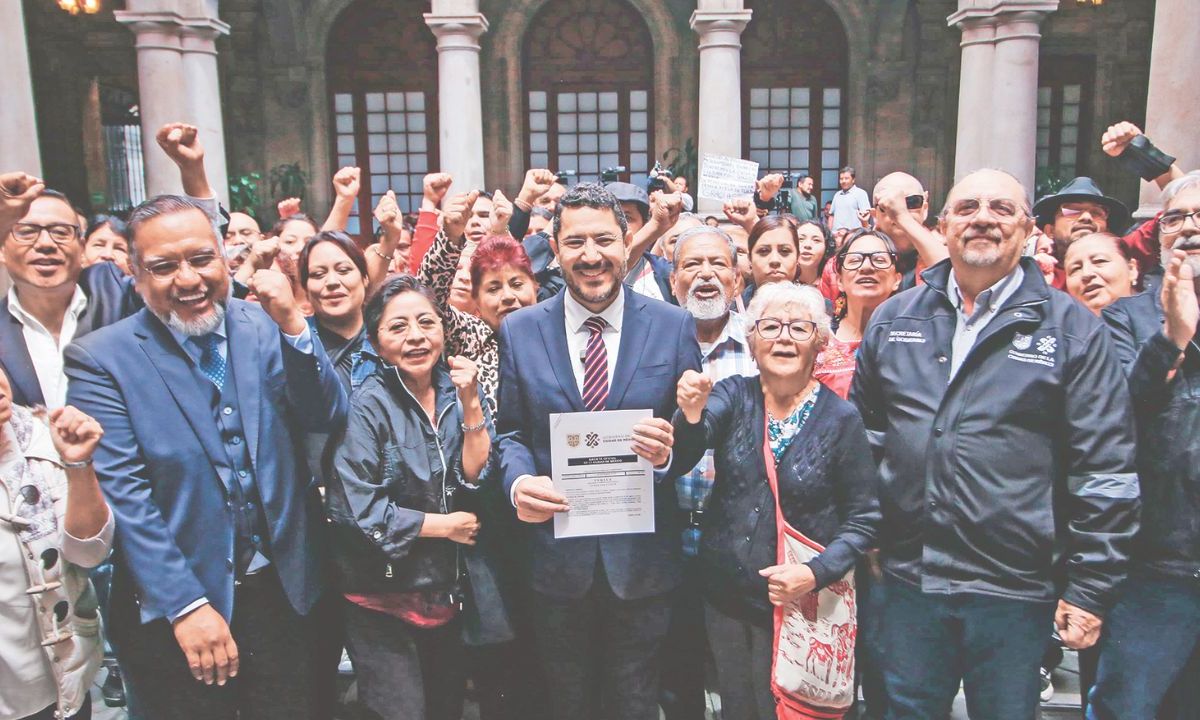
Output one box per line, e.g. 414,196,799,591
581,316,609,411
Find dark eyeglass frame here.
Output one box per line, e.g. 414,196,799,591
753,317,817,342
9,222,81,245
141,250,223,279
1160,209,1200,234
840,250,897,271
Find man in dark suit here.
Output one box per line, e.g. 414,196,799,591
0,125,222,410
64,194,348,719
497,183,702,720
0,173,138,408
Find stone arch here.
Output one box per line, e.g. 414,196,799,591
486,0,688,189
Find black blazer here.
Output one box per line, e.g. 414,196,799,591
496,288,702,600
0,262,139,406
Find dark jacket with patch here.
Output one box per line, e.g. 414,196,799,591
850,256,1140,615
1103,290,1200,581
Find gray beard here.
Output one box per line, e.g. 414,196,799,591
1162,234,1200,276
153,299,227,337
684,280,731,320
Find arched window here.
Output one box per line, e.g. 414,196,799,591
523,0,654,183
327,0,437,239
742,0,848,204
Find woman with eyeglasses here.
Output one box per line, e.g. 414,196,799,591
0,366,114,720
672,282,880,720
816,229,903,400
326,275,510,720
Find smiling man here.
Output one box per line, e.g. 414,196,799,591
662,224,757,719
496,183,701,720
64,194,347,720
0,178,138,409
851,168,1140,719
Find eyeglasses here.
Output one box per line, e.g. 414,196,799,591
753,318,816,341
1059,205,1109,221
9,223,80,245
141,250,223,279
1160,209,1200,234
841,250,897,271
947,198,1025,221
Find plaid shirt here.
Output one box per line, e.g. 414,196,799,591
677,312,758,555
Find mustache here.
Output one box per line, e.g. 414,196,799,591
1173,235,1200,252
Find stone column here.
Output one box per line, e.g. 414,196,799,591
425,6,489,196
1,0,43,175
951,17,996,183
115,8,230,200
1137,0,1200,216
949,1,1057,191
691,5,753,213
181,22,230,205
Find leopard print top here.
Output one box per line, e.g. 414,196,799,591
418,230,501,416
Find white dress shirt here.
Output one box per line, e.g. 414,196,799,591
511,288,671,506
562,285,625,393
6,286,88,409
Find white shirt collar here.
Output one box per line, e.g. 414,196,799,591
563,285,626,334
6,285,88,334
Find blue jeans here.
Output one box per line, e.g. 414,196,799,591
881,578,1055,720
1087,572,1200,720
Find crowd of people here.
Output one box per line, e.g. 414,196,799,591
0,115,1197,720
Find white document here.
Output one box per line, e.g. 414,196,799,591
697,154,760,202
550,408,655,539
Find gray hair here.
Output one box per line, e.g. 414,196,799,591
672,224,737,266
744,281,833,350
126,194,222,267
551,182,628,239
1162,171,1200,209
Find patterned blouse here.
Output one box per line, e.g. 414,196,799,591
417,229,501,416
766,385,821,465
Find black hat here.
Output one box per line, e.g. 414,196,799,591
1032,176,1130,231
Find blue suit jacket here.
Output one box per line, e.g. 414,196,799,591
0,262,138,407
496,287,701,600
64,300,348,623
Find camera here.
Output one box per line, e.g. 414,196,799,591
553,169,577,186
600,166,627,184
766,171,795,214
647,161,673,194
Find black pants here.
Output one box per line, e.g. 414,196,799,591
532,565,672,720
110,569,318,720
341,599,465,720
660,557,708,720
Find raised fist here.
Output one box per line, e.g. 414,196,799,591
423,173,454,209
332,166,361,200
156,123,205,167
49,406,104,465
676,369,714,424
518,169,558,206
442,190,480,245
1101,122,1143,158
488,189,514,238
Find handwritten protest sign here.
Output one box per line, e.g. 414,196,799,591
697,154,760,203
